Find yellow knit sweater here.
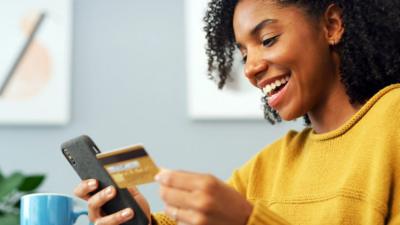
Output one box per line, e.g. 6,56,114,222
154,84,400,225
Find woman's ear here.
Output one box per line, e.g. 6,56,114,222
323,4,344,45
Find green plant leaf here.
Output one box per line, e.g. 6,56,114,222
0,170,4,183
0,172,24,199
0,214,19,225
0,171,45,225
18,175,45,192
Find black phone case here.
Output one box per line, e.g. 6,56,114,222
61,135,149,225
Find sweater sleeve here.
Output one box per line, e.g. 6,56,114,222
151,212,176,225
246,201,291,225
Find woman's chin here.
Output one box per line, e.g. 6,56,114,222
275,108,302,121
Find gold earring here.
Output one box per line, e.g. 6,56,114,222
331,39,339,46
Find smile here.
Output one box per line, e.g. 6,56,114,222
261,75,290,97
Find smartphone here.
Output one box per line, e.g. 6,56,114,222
61,135,149,225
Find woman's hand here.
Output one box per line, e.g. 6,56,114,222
155,169,253,225
74,179,151,225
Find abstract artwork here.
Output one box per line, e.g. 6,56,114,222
0,0,71,125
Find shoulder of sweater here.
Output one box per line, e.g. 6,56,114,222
368,85,400,120
375,85,400,106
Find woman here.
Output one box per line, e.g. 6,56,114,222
74,0,400,224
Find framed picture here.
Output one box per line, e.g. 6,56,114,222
0,0,71,125
186,0,264,120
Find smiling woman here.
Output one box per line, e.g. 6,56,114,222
205,0,400,129
201,0,400,224
73,1,400,225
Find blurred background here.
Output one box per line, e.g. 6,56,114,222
0,0,302,224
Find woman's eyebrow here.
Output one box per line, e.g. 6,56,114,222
235,19,277,49
250,19,278,35
251,19,277,36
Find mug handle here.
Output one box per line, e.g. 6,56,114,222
73,197,90,224
72,210,88,224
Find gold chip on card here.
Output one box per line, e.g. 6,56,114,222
96,145,159,188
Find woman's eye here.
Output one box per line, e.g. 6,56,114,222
262,35,280,47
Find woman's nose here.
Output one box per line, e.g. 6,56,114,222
244,52,268,85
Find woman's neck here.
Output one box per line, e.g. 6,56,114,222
308,82,362,134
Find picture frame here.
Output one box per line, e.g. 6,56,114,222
0,0,71,125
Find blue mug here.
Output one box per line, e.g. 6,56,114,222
20,193,89,225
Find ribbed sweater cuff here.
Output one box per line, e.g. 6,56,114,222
247,202,290,225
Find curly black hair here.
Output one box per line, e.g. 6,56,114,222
203,0,400,125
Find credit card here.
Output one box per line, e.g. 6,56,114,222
96,145,159,188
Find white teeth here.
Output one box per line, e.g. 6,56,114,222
262,76,290,96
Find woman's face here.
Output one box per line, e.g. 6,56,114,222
233,0,338,120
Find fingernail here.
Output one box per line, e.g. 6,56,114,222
155,168,170,182
154,173,161,181
88,180,97,189
106,186,113,196
121,208,133,218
